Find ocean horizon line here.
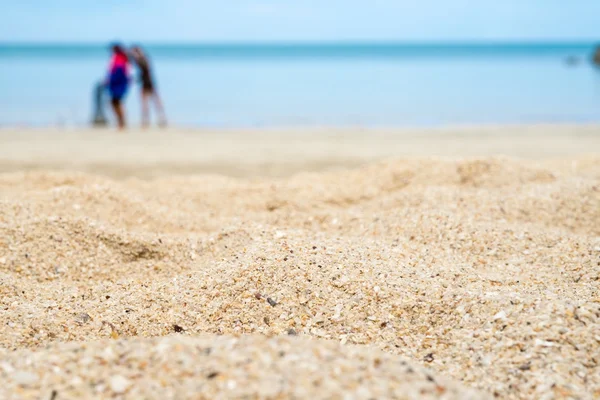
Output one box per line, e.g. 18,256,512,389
0,40,598,47
1,40,595,61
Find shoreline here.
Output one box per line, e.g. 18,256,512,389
3,121,600,133
0,124,598,179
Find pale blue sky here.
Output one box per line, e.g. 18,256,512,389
2,0,600,42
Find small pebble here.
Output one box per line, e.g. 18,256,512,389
0,362,15,374
207,371,219,379
13,370,39,386
519,363,531,371
109,375,130,394
493,311,507,321
535,339,556,348
75,313,91,325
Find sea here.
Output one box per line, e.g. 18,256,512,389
1,42,600,128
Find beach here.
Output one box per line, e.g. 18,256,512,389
0,125,599,399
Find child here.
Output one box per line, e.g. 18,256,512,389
130,46,167,127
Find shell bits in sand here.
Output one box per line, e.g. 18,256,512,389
0,156,599,399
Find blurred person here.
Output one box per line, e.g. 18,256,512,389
130,45,167,127
106,43,131,129
91,81,108,127
593,45,600,66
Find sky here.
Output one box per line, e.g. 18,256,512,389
2,0,600,42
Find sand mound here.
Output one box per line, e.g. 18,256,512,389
0,335,486,399
0,157,599,399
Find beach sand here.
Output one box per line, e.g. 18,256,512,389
0,125,599,399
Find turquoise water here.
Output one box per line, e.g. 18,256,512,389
1,42,600,127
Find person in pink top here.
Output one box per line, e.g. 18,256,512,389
106,43,130,129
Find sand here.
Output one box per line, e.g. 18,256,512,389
0,124,599,178
0,126,599,399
